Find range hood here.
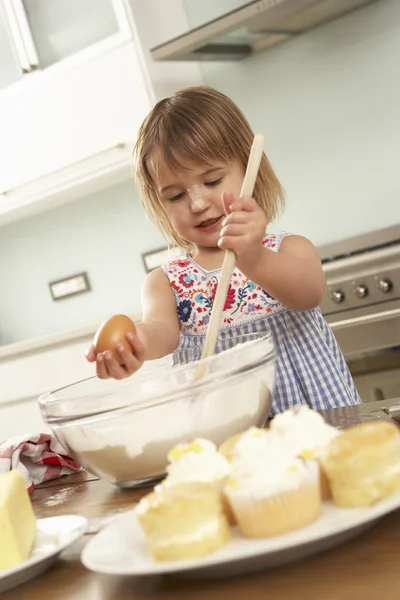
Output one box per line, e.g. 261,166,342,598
150,0,379,61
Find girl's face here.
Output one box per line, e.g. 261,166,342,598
152,157,244,251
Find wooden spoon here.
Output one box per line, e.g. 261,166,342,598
200,133,265,362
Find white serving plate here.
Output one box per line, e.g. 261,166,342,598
0,515,87,593
81,490,400,579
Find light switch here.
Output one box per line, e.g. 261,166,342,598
49,272,90,300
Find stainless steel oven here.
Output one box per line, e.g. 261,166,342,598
318,225,400,403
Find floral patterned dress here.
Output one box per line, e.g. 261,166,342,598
162,232,361,414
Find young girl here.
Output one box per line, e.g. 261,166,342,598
85,86,361,412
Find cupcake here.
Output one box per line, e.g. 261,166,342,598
270,406,340,499
136,482,231,561
224,429,321,538
319,420,400,507
162,438,234,523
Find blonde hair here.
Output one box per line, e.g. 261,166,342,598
133,86,285,250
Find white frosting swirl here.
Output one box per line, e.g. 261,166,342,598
269,406,340,458
227,428,311,497
165,438,231,484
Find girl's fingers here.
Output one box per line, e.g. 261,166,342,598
222,191,258,217
218,234,246,251
104,334,146,378
94,334,146,380
240,195,259,211
218,232,258,253
228,199,245,213
221,190,236,215
220,224,247,238
126,333,146,363
103,351,130,380
96,353,111,379
114,344,142,375
222,212,249,227
114,344,136,371
85,344,97,363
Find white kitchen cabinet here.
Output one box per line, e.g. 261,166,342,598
0,40,153,207
22,0,124,68
1,0,132,77
0,0,203,225
0,0,152,219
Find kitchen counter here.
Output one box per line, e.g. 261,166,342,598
0,312,142,361
0,322,100,361
3,398,400,600
0,313,142,406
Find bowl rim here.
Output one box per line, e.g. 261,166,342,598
39,333,276,424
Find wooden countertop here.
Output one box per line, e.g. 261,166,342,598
3,398,400,600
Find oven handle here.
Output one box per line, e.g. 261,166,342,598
329,308,400,330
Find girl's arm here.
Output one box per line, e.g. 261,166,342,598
238,235,326,311
137,267,180,358
86,268,180,378
219,191,326,311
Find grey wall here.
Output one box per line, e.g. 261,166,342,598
0,180,164,343
186,0,400,243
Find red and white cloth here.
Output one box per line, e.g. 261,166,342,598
0,433,82,494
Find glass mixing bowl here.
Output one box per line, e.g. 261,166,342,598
38,333,276,488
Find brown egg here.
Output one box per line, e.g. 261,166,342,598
93,314,136,354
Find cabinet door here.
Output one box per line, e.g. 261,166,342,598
0,41,153,195
0,7,24,90
21,0,128,68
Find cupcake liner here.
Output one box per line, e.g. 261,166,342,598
212,479,236,524
221,490,236,525
230,483,321,538
226,462,321,538
318,461,331,501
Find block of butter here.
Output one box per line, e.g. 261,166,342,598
0,470,37,570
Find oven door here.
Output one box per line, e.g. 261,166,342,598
326,301,400,403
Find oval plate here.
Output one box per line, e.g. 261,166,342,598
81,490,400,579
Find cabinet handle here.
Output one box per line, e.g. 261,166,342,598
2,0,32,72
330,307,400,330
8,0,39,69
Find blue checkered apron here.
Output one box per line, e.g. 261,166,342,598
163,233,361,415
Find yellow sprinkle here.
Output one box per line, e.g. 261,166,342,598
169,441,203,461
250,428,263,438
226,478,238,491
285,464,299,473
301,449,316,459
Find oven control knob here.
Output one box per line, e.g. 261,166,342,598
331,289,345,304
355,284,368,298
378,278,393,293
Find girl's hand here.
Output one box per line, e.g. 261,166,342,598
84,332,146,380
218,190,267,269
